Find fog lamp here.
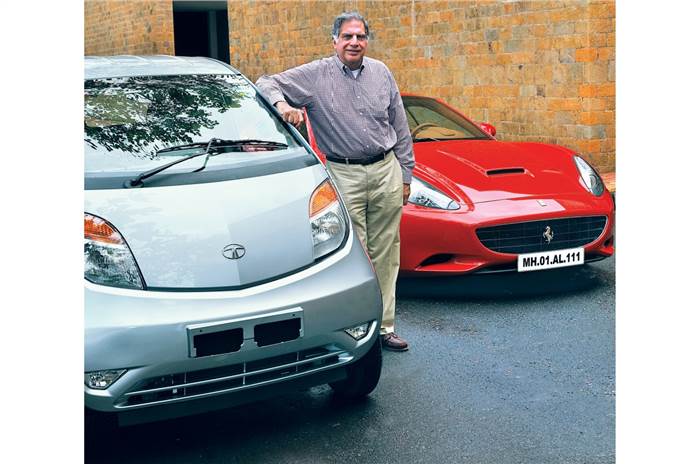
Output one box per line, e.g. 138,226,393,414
344,322,370,340
85,369,126,390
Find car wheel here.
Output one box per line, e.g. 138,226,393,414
330,336,382,399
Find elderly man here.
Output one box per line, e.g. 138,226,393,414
256,11,414,351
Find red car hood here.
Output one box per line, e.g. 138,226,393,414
414,140,585,204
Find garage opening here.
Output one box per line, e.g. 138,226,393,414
173,0,230,64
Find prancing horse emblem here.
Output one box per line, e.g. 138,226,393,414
222,244,246,260
543,226,554,244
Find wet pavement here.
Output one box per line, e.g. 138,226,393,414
87,257,615,464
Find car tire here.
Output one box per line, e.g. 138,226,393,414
329,336,382,399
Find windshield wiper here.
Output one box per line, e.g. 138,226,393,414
125,138,288,188
155,139,288,155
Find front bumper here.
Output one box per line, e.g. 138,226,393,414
85,233,382,424
400,192,615,275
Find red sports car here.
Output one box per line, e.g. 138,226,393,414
299,94,614,275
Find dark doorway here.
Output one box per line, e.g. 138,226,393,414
173,1,230,64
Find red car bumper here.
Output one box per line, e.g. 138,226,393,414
399,191,615,275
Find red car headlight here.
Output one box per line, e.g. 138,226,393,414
574,155,605,196
408,177,459,210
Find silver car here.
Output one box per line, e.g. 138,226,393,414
84,56,383,427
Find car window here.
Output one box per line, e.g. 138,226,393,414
85,74,310,179
402,96,490,141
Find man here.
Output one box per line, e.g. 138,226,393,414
256,11,414,351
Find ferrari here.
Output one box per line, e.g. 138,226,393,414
299,94,614,275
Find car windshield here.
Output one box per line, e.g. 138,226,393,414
402,96,491,141
84,74,306,178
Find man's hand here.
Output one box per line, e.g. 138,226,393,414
275,101,304,128
403,183,411,206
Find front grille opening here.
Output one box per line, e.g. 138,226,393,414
187,378,243,396
476,216,607,254
118,346,344,408
126,374,186,406
188,364,243,383
419,254,454,267
486,168,525,176
247,352,298,372
254,318,301,347
127,388,186,406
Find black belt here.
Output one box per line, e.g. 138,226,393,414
326,150,391,165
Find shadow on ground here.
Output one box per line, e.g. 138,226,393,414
86,389,378,463
397,260,614,301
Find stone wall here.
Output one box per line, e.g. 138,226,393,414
84,0,175,56
228,0,615,172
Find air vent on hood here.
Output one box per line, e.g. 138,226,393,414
486,168,525,176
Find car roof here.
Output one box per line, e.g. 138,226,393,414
84,55,241,80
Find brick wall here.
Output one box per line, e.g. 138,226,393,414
228,0,615,172
82,0,615,172
84,0,175,56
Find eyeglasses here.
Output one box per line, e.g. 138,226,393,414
339,33,368,42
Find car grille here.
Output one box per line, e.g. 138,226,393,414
115,346,348,409
476,216,607,254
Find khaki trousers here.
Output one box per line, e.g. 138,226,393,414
327,152,403,334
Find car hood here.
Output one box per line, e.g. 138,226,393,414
85,165,327,289
414,140,585,204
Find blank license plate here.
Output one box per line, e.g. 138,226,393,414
517,247,584,272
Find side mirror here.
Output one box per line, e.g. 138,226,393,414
478,122,496,137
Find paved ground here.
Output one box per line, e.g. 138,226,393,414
87,257,615,464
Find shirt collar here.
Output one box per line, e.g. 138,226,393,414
333,54,365,75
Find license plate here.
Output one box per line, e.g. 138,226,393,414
517,247,584,272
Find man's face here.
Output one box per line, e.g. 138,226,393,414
333,19,368,70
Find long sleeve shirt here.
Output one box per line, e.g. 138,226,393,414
256,55,415,183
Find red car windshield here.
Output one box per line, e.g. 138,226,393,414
402,96,491,142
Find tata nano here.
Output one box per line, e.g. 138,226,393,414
84,56,383,427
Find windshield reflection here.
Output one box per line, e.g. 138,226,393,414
84,75,296,173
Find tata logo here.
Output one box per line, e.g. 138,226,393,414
542,226,554,244
222,244,246,260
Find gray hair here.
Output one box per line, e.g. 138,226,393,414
331,11,370,40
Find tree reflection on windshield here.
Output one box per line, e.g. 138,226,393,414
84,75,251,160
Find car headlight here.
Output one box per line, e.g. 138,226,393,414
85,369,127,390
309,179,348,260
573,155,604,196
408,177,459,210
84,213,145,289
